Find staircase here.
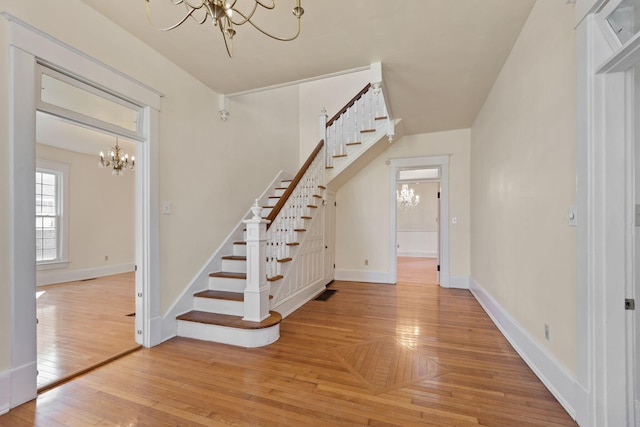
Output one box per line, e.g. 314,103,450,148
171,81,395,347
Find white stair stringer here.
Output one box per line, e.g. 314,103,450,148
326,118,401,191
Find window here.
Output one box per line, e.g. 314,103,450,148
36,159,69,268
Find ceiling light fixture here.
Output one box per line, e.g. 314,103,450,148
99,138,135,176
397,184,420,209
145,0,304,58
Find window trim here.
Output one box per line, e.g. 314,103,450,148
36,158,69,270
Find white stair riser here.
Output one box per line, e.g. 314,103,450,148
209,276,246,292
261,207,273,217
233,245,247,257
274,188,286,197
221,259,246,273
177,320,280,348
266,197,280,207
194,297,244,316
280,181,292,188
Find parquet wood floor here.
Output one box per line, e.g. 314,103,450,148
2,260,577,426
36,272,139,391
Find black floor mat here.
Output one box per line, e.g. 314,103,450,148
315,289,337,301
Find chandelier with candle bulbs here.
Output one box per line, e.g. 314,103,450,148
397,184,420,209
145,0,304,58
99,139,135,176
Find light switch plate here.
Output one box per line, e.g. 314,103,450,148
567,205,577,227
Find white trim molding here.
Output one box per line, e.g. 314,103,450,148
448,275,470,289
335,269,394,284
470,277,581,422
36,263,135,286
0,370,9,416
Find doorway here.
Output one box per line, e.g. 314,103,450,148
7,19,161,407
396,169,440,285
389,156,449,287
35,111,138,390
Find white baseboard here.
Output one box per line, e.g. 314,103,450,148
397,252,437,258
448,275,470,289
36,263,135,286
335,269,394,284
8,361,37,410
0,370,8,415
469,277,581,421
274,280,327,318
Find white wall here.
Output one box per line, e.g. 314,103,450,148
0,0,300,385
35,144,135,285
299,70,370,164
335,128,470,280
470,0,576,373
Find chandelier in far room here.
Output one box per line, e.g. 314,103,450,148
145,0,304,58
99,139,135,176
397,184,420,209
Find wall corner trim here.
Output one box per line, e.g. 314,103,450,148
0,370,9,415
469,277,583,422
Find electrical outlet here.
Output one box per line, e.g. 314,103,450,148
544,324,550,341
364,259,368,266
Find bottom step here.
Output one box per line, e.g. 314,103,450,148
177,310,281,348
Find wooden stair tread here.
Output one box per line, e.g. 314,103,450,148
375,116,388,120
294,228,306,232
325,166,334,169
221,255,246,261
360,129,375,133
301,216,312,219
177,310,282,329
313,194,323,198
346,142,362,146
277,258,292,263
333,154,347,158
286,242,300,246
267,275,283,282
307,205,317,209
209,272,246,279
233,241,246,245
194,290,273,301
318,185,326,190
194,290,244,301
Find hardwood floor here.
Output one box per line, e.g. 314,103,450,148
36,272,140,391
397,256,439,285
1,263,576,426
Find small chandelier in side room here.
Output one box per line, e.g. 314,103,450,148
397,184,420,209
99,139,135,176
145,0,304,58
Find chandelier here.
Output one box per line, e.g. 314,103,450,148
397,184,420,209
145,0,304,58
99,139,135,176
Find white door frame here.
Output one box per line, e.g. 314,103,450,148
389,156,449,286
5,15,162,409
576,2,640,425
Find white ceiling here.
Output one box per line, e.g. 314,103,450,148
76,0,537,137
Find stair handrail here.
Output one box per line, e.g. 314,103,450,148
265,139,325,230
326,83,371,127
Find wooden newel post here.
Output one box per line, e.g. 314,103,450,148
243,200,271,322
